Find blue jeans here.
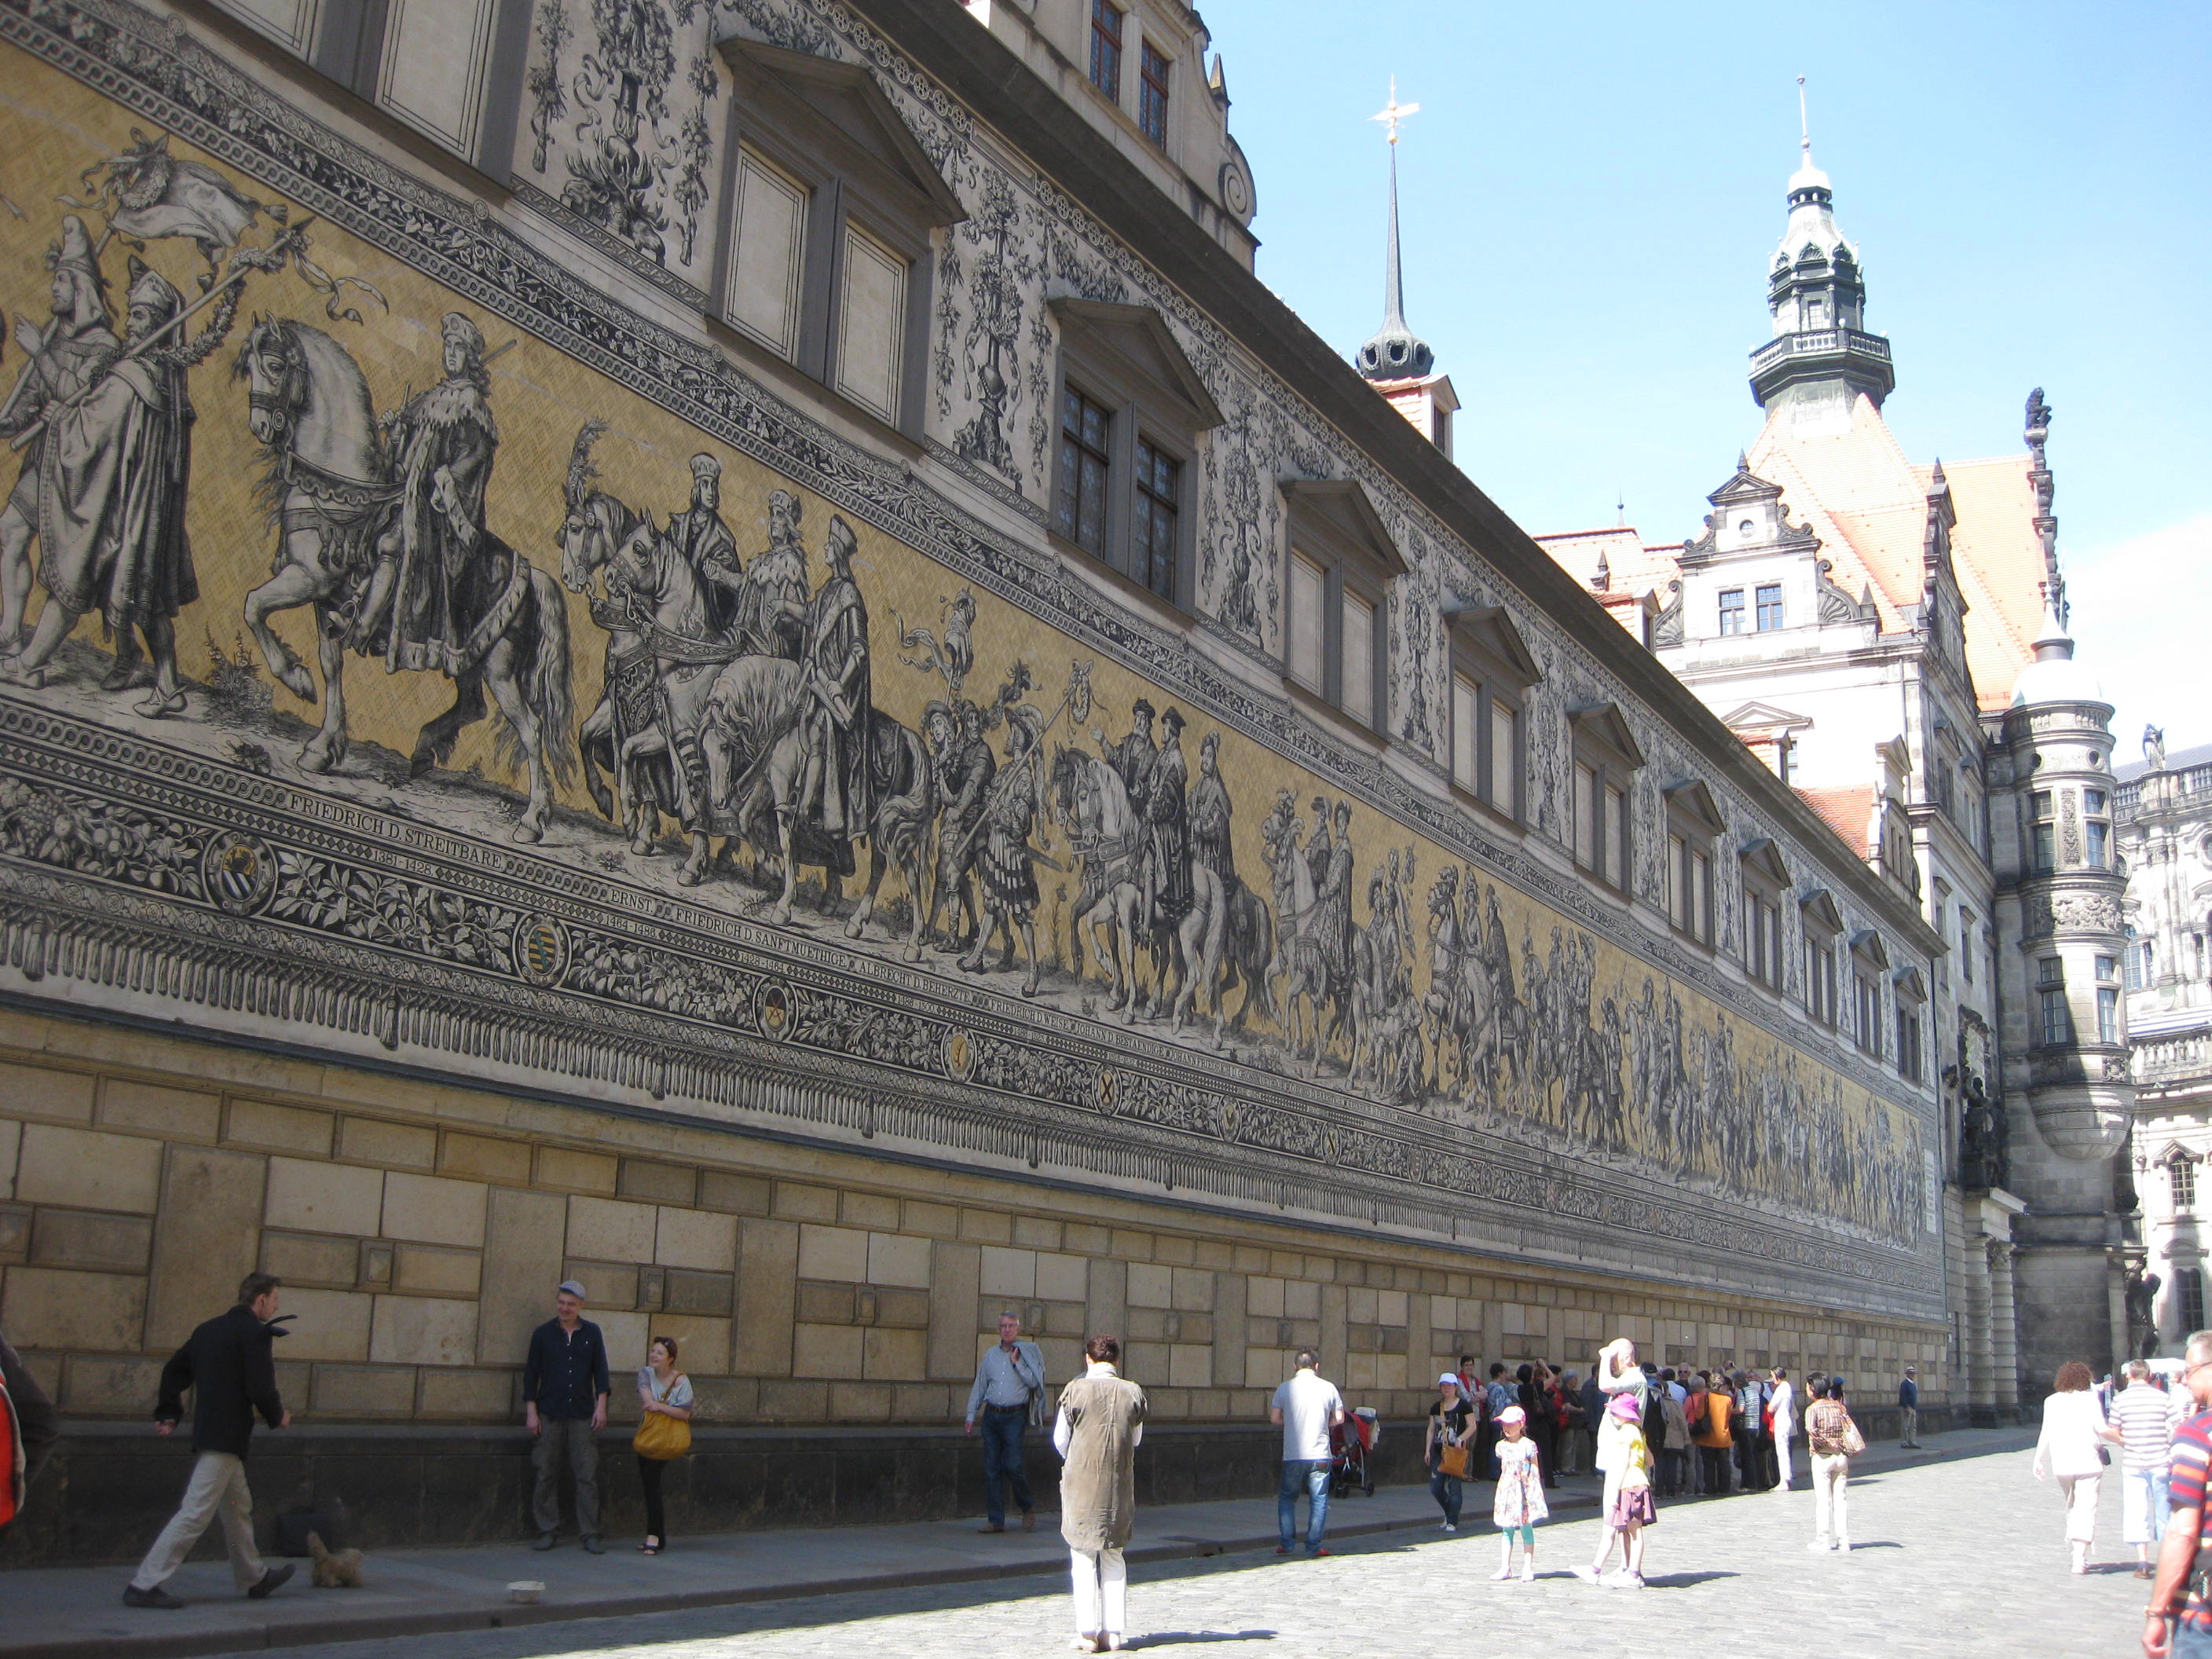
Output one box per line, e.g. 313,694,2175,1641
1279,1459,1331,1553
980,1405,1033,1525
1428,1467,1463,1525
2175,1617,2212,1659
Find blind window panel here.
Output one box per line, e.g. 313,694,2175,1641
727,148,810,361
214,0,322,54
1489,701,1515,811
1287,554,1325,695
1690,848,1708,936
1607,784,1628,885
833,224,907,423
1339,591,1375,727
1452,675,1478,790
1575,764,1597,869
378,0,496,157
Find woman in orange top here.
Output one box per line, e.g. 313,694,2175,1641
1692,1369,1734,1495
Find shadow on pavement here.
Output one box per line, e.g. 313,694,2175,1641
1132,1632,1278,1647
1643,1570,1741,1588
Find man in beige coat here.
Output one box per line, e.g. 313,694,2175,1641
1055,1335,1147,1654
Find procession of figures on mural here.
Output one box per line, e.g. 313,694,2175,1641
0,123,1925,1248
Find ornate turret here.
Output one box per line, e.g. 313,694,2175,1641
1748,79,1895,424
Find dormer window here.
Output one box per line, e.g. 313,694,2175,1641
1568,705,1644,892
1048,299,1222,608
717,42,967,438
1445,606,1542,824
1663,781,1725,947
1801,890,1844,1027
1893,967,1927,1082
1281,480,1404,734
1850,930,1889,1056
1739,839,1789,991
1089,0,1124,98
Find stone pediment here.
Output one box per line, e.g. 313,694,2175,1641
1722,701,1815,735
1049,297,1225,431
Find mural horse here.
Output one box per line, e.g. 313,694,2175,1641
234,318,573,841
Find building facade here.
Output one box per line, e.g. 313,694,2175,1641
2118,737,2212,1356
1536,126,2137,1411
0,0,1949,1560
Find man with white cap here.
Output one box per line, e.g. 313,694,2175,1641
522,1280,610,1552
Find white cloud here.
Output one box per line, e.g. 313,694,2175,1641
2065,515,2212,756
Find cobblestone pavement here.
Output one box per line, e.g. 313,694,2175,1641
258,1450,2139,1659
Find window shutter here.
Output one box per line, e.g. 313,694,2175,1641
728,148,809,361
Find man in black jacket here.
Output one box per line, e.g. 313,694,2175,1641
123,1273,295,1609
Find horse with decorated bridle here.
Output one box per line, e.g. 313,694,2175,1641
233,316,573,840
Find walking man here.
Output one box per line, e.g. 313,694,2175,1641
2142,1328,2212,1658
965,1309,1046,1532
123,1273,294,1608
2116,1359,2179,1580
523,1280,610,1552
1898,1364,1921,1448
1271,1349,1346,1557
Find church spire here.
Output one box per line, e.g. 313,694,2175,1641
1749,77,1894,423
1357,79,1434,383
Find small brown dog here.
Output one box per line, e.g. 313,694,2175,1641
306,1531,364,1588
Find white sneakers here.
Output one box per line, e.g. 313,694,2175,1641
1569,1564,1599,1583
1520,1560,1536,1582
1489,1566,1515,1581
1599,1569,1645,1589
1441,1521,1457,1532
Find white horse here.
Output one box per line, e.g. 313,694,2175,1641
234,317,573,840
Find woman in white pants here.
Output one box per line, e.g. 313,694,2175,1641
1054,1335,1148,1654
1802,1378,1859,1551
2031,1359,2121,1574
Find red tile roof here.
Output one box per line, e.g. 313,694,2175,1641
1792,785,1877,856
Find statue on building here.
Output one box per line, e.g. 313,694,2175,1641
2144,723,2168,775
2126,1268,2162,1361
1958,1072,2009,1191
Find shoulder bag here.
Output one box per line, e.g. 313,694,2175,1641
634,1375,692,1461
1839,1412,1866,1457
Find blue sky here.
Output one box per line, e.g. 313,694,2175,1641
1201,0,2211,748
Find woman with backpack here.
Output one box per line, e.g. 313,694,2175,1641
1804,1376,1864,1552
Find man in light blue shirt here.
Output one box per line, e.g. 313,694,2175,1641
1270,1350,1346,1557
965,1310,1045,1532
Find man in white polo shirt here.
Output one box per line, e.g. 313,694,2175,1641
1269,1350,1346,1558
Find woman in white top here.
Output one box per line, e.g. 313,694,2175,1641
2031,1358,2122,1574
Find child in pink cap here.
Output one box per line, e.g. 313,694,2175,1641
1488,1404,1548,1580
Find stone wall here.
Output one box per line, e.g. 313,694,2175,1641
0,1009,1950,1561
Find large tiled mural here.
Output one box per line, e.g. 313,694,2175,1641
0,0,1939,1317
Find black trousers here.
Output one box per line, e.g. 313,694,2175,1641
638,1454,666,1541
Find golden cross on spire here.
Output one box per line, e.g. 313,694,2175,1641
1372,76,1419,146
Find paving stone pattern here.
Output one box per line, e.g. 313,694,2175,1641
248,1450,2137,1659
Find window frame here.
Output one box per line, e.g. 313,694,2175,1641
1443,605,1541,826
2031,789,2056,872
1088,0,1125,99
1738,837,1789,992
1755,582,1785,632
1800,891,1844,1029
1567,703,1645,895
1848,929,1889,1057
2085,786,2111,869
715,40,965,442
2173,1155,2199,1214
1280,478,1406,735
1661,779,1726,949
1137,39,1172,148
1047,298,1223,613
1892,966,1927,1082
1718,587,1746,636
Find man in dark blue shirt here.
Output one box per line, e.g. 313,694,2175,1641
1897,1366,1920,1448
523,1280,610,1552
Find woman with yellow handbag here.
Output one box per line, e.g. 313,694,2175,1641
632,1337,692,1555
1425,1373,1472,1532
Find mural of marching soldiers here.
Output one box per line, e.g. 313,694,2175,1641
0,126,1930,1250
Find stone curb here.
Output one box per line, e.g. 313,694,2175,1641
0,1437,2034,1659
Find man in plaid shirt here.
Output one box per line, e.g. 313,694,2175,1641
2145,1331,2212,1657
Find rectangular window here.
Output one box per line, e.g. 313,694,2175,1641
1668,834,1687,928
213,0,322,54
1489,699,1517,815
1339,590,1375,727
1138,42,1171,146
2086,788,2108,815
1756,583,1784,631
2031,790,2056,871
1806,936,1837,1026
1689,848,1709,942
1855,975,1881,1053
2098,986,2119,1044
1089,0,1123,97
1287,553,1325,696
2185,1268,2207,1331
1609,785,1631,888
1132,437,1180,602
2176,1162,2199,1213
1576,764,1599,873
1960,909,1974,983
1053,389,1112,557
1719,588,1745,636
1896,1005,1923,1081
2040,986,2071,1046
727,147,810,361
1452,673,1479,792
2040,957,2064,987
2087,819,2109,868
833,224,907,423
377,0,496,158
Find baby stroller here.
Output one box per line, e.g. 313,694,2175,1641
1328,1406,1379,1497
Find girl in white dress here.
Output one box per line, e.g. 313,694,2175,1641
1489,1404,1549,1580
